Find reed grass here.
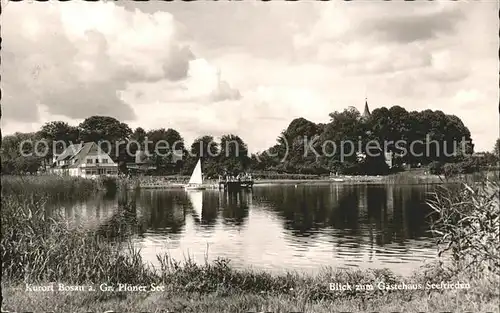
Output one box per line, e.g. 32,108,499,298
381,173,443,185
1,175,98,201
427,174,499,275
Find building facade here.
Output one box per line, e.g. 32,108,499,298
50,142,118,178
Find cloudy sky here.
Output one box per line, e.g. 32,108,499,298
2,1,498,152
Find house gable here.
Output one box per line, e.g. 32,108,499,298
52,142,117,169
53,143,84,167
69,142,117,168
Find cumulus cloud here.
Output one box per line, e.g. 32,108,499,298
1,1,194,123
366,3,464,43
294,1,463,46
293,1,470,80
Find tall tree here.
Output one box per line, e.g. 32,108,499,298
190,135,219,158
78,116,132,160
38,121,80,162
146,128,185,172
318,107,363,173
131,127,147,145
279,118,323,173
79,116,132,144
1,132,45,174
219,134,250,175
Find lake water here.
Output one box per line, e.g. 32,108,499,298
55,183,439,276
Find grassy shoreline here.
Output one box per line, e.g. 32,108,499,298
3,260,499,312
3,255,499,313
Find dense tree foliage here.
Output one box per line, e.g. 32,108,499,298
142,128,185,173
131,127,147,144
219,134,250,175
38,121,80,153
78,116,132,160
78,116,132,144
251,106,476,175
1,107,493,176
1,132,46,174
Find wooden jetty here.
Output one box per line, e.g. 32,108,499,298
218,179,254,191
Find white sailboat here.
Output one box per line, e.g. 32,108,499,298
184,158,206,190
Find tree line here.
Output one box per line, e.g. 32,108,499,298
1,106,499,176
254,106,498,175
0,116,251,177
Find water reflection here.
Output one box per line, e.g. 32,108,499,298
137,190,188,237
95,195,144,240
54,184,437,275
220,191,250,227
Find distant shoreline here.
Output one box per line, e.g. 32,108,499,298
252,179,441,186
126,173,450,190
253,174,444,185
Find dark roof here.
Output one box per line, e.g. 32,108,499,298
54,143,84,162
52,142,111,169
68,142,96,168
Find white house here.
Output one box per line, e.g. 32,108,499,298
50,142,118,178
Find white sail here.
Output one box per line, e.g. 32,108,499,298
188,158,203,185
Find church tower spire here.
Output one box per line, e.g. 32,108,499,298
362,98,371,120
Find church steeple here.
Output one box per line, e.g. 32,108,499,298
362,98,371,120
